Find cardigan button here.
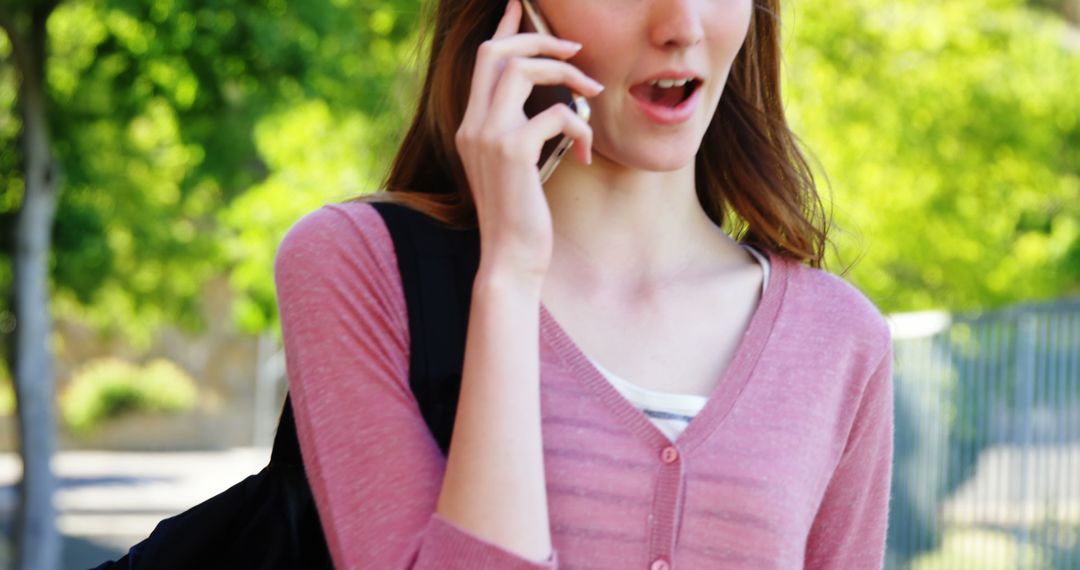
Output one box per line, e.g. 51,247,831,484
650,558,671,570
660,446,679,464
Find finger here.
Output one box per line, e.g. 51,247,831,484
466,34,584,122
482,33,583,63
462,2,523,131
516,103,594,167
492,0,522,40
488,57,603,124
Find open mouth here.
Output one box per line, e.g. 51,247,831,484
629,78,702,108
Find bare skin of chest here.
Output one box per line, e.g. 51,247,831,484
541,258,764,397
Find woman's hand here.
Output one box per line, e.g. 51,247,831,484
455,0,604,283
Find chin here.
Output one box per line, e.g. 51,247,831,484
598,137,702,173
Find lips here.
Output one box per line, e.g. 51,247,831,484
628,80,701,108
627,75,704,125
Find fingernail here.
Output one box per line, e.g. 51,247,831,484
565,40,583,50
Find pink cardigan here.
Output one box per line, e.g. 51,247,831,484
274,202,894,569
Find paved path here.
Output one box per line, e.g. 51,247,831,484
0,448,270,569
943,444,1080,526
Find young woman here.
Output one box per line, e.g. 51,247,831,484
274,0,894,568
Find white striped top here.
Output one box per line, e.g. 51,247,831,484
585,244,771,442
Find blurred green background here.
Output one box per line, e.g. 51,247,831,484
2,0,1078,337
0,0,1078,568
2,0,1077,346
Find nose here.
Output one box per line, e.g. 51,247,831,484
649,0,705,49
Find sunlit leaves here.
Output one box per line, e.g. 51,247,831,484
46,2,108,101
786,0,1080,312
2,0,1074,354
50,92,215,343
2,0,422,344
105,8,152,55
221,99,377,333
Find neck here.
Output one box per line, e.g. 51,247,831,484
541,151,745,293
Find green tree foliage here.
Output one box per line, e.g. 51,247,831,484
0,0,423,345
0,30,20,312
220,99,384,332
786,0,1080,312
1,5,420,562
4,0,1078,335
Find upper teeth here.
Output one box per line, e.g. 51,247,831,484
650,78,692,88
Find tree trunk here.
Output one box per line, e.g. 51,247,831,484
2,4,62,570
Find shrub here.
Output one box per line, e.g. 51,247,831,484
61,357,198,435
0,364,13,416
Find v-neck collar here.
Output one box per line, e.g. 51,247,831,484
539,248,791,454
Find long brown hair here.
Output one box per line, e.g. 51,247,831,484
361,0,830,267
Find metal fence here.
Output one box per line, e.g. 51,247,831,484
886,300,1080,570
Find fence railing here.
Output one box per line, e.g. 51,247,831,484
886,300,1080,570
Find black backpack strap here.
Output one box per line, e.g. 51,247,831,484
95,201,478,570
272,201,477,464
255,200,475,564
269,393,302,467
238,200,477,567
369,200,480,455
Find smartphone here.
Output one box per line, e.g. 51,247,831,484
519,0,592,183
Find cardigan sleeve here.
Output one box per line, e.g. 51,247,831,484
274,203,558,570
804,346,895,569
